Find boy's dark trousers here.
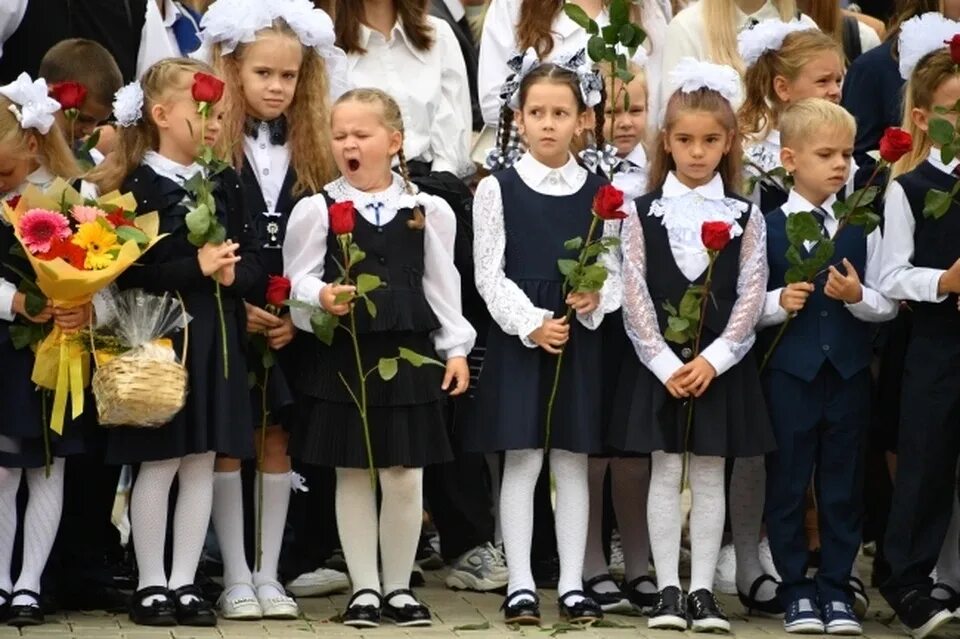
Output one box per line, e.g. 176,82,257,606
764,363,869,606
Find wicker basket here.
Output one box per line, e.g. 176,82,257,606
91,311,189,428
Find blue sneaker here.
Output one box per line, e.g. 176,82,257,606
823,601,862,635
784,598,825,634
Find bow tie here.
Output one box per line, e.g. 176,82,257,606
245,116,287,145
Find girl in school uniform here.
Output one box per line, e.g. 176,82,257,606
468,55,620,625
87,57,263,628
0,73,84,628
608,57,773,633
876,14,960,636
283,88,474,628
199,0,343,620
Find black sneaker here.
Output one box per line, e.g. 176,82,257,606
648,586,688,631
688,589,731,633
895,590,953,639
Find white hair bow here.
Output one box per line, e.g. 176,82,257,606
113,81,145,128
668,57,742,105
737,19,816,69
0,73,62,135
898,12,960,80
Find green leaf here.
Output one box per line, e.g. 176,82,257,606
665,316,690,342
181,172,204,196
603,47,618,63
784,265,806,284
557,258,579,277
601,24,619,45
333,290,353,304
831,199,851,220
115,225,149,246
562,3,592,29
785,245,803,267
678,289,701,322
397,347,444,368
261,346,275,370
564,237,583,251
208,222,227,245
587,35,606,63
377,357,398,381
9,323,38,350
583,242,605,259
185,204,211,235
187,231,207,247
618,24,636,47
349,245,366,267
364,296,377,319
576,263,609,292
847,210,881,234
943,142,958,165
356,273,382,295
846,186,878,209
924,188,953,219
785,210,825,246
609,0,630,25
453,622,491,631
615,67,634,84
934,105,950,114
929,117,955,146
662,300,678,316
626,25,646,48
309,310,339,346
586,20,598,35
24,289,45,317
79,128,101,153
811,239,835,269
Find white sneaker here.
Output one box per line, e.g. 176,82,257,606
444,543,509,592
256,581,300,619
286,567,350,597
217,583,262,620
759,538,782,581
715,544,737,595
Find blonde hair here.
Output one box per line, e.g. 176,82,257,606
333,88,424,229
738,29,841,140
892,49,959,178
702,0,800,73
779,97,855,148
212,20,337,196
87,58,215,193
0,96,81,182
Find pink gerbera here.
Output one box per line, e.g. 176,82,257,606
19,208,71,255
71,204,106,224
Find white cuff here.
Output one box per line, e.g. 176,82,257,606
758,288,789,329
929,270,950,303
444,346,469,360
519,308,554,348
0,280,16,322
648,348,685,385
291,277,324,333
576,305,606,331
701,339,737,377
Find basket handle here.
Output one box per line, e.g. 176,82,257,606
88,291,190,368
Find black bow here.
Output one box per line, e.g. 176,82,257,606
245,116,287,145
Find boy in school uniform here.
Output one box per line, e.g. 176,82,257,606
757,98,897,636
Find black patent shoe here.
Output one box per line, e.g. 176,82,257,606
7,590,43,627
559,590,603,624
648,586,688,631
625,576,659,615
172,585,217,627
688,589,730,633
501,589,541,625
583,574,632,614
128,586,177,627
382,589,432,627
737,574,784,617
342,589,382,628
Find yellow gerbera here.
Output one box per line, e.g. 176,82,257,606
72,222,119,270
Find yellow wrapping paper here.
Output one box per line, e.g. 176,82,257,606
2,179,163,434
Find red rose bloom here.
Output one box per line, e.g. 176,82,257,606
946,34,960,65
191,72,224,105
701,221,732,252
49,81,87,111
39,235,87,269
106,208,136,228
265,275,292,307
329,200,356,236
878,127,913,164
592,184,627,220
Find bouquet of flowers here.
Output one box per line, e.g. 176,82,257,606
91,287,190,427
2,179,162,434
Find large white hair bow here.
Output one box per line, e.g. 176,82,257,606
898,12,960,80
737,19,816,69
0,73,62,135
668,57,742,105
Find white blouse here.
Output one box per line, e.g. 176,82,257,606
283,174,476,360
347,18,473,178
621,172,768,384
611,144,649,202
472,152,622,348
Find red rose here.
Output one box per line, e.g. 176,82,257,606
49,81,87,111
946,34,960,65
5,195,21,209
39,235,86,269
191,72,224,105
878,127,913,164
265,275,292,307
592,184,627,220
106,207,136,228
329,200,356,236
701,221,732,252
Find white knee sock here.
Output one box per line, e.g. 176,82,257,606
730,456,775,600
336,468,380,607
611,457,653,588
0,467,22,602
11,459,64,606
169,452,215,599
131,457,180,604
552,449,589,605
500,449,544,603
379,467,423,608
935,493,960,595
583,458,613,587
648,451,683,590
212,470,252,587
688,455,726,593
252,471,291,587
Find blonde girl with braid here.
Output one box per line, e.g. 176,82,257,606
282,88,475,628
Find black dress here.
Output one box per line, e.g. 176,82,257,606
105,164,264,464
465,168,608,455
290,196,451,469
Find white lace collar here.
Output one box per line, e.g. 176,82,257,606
323,173,427,211
515,152,586,191
652,172,747,241
143,151,203,186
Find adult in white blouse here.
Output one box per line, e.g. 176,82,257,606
335,0,474,179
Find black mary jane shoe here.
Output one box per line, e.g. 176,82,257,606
7,590,43,628
933,582,960,612
625,576,660,615
342,589,382,628
559,590,604,624
501,589,541,625
171,584,217,627
737,574,783,617
382,589,432,627
129,586,177,627
583,574,632,614
0,589,10,623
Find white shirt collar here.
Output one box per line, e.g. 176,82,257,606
515,152,584,190
661,172,726,200
324,173,422,209
624,144,647,169
736,0,782,28
358,21,428,64
25,165,56,188
928,146,960,175
160,0,181,28
782,189,838,218
143,150,203,186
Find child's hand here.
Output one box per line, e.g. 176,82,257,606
566,291,600,315
939,258,960,295
780,282,815,314
529,317,569,354
266,314,296,350
320,284,355,316
198,241,240,278
441,356,470,396
671,356,717,398
665,377,689,399
12,292,52,324
825,258,863,304
245,302,284,334
53,303,92,332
